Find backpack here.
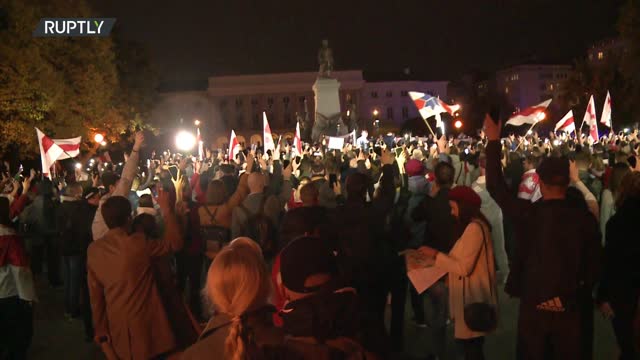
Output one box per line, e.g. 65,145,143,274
239,196,278,259
200,206,230,256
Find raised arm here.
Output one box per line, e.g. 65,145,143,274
226,154,253,208
146,188,183,256
113,132,144,197
372,149,396,216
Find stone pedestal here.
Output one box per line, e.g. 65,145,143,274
311,77,346,142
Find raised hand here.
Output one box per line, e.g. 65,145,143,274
245,152,255,173
133,132,145,152
380,148,394,166
569,160,579,183
156,187,172,213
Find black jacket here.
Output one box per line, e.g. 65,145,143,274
56,200,96,256
279,206,331,250
598,197,640,302
411,188,456,253
485,140,602,307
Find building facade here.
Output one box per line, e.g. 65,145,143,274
496,64,572,112
151,70,449,147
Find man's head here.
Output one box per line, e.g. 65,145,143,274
299,183,319,206
434,161,455,189
138,194,154,209
280,236,339,301
66,182,83,199
536,156,570,200
524,154,541,171
311,163,326,178
101,196,132,230
345,172,368,202
247,172,265,194
101,172,120,194
574,151,591,171
206,179,228,205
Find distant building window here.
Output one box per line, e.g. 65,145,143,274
589,53,594,60
283,96,290,104
539,73,553,80
267,97,274,105
400,90,408,97
385,91,393,98
505,87,509,94
371,91,378,98
299,96,305,103
235,98,243,107
285,113,292,125
253,114,260,129
219,100,228,109
549,84,554,91
236,115,244,127
598,51,604,60
251,98,258,106
387,107,393,119
402,106,409,119
540,83,547,91
510,74,519,81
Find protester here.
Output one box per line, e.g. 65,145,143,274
0,197,36,360
418,186,497,360
598,171,640,360
87,189,183,360
517,154,542,202
599,163,631,245
181,241,281,360
484,115,602,360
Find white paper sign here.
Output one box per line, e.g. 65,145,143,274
408,267,447,294
327,136,344,150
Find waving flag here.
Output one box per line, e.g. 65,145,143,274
506,99,552,126
437,97,461,116
228,130,240,161
263,112,276,154
554,110,576,134
409,92,459,119
293,122,303,156
583,95,599,143
36,128,82,178
196,127,204,160
600,91,612,128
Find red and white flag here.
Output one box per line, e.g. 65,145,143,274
506,99,552,126
196,127,204,160
36,128,81,178
263,112,276,153
228,130,240,161
554,110,576,134
600,91,612,128
583,95,599,143
293,122,303,156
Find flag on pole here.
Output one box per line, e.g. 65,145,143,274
196,127,204,160
437,97,461,116
506,99,552,126
228,130,240,161
600,91,612,128
293,122,303,156
351,130,356,145
35,128,82,178
583,95,599,143
435,112,444,135
554,110,576,134
409,92,458,119
263,112,276,153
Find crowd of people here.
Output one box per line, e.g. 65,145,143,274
0,116,639,360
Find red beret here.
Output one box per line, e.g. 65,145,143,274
448,186,481,210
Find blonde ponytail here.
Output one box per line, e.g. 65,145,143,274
225,317,246,360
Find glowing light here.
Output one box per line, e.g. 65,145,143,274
175,130,197,152
624,128,630,134
536,112,546,121
100,141,107,146
454,120,463,129
94,133,104,143
373,109,379,117
553,140,560,146
75,163,82,170
194,119,201,126
527,130,533,135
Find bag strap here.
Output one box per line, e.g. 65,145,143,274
462,221,495,307
203,206,220,226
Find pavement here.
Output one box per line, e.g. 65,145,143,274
29,276,618,360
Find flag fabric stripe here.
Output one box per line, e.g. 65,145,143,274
228,130,239,161
506,99,552,126
583,95,599,143
263,112,276,153
600,91,612,128
555,110,575,133
293,122,302,156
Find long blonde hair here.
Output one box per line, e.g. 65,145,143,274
205,244,271,360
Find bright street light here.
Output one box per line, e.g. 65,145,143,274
175,130,197,152
454,120,463,129
194,119,201,127
373,109,379,117
75,163,82,170
94,133,104,143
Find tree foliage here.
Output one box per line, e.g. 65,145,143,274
0,0,158,159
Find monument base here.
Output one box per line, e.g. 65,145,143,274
311,77,346,141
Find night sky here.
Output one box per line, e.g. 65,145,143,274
89,0,624,88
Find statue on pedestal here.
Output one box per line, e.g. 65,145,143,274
317,39,334,78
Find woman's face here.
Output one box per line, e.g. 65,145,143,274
449,200,459,218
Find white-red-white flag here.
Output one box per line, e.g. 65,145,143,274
583,95,599,143
263,112,276,154
506,99,552,126
600,91,612,128
228,130,240,161
196,127,204,160
36,128,81,178
554,110,576,134
293,122,303,156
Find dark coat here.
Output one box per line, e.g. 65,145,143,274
598,197,640,302
56,200,96,256
278,205,331,250
411,187,456,253
181,306,283,360
485,140,602,307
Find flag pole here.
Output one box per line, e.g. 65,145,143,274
514,120,541,151
420,117,436,138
